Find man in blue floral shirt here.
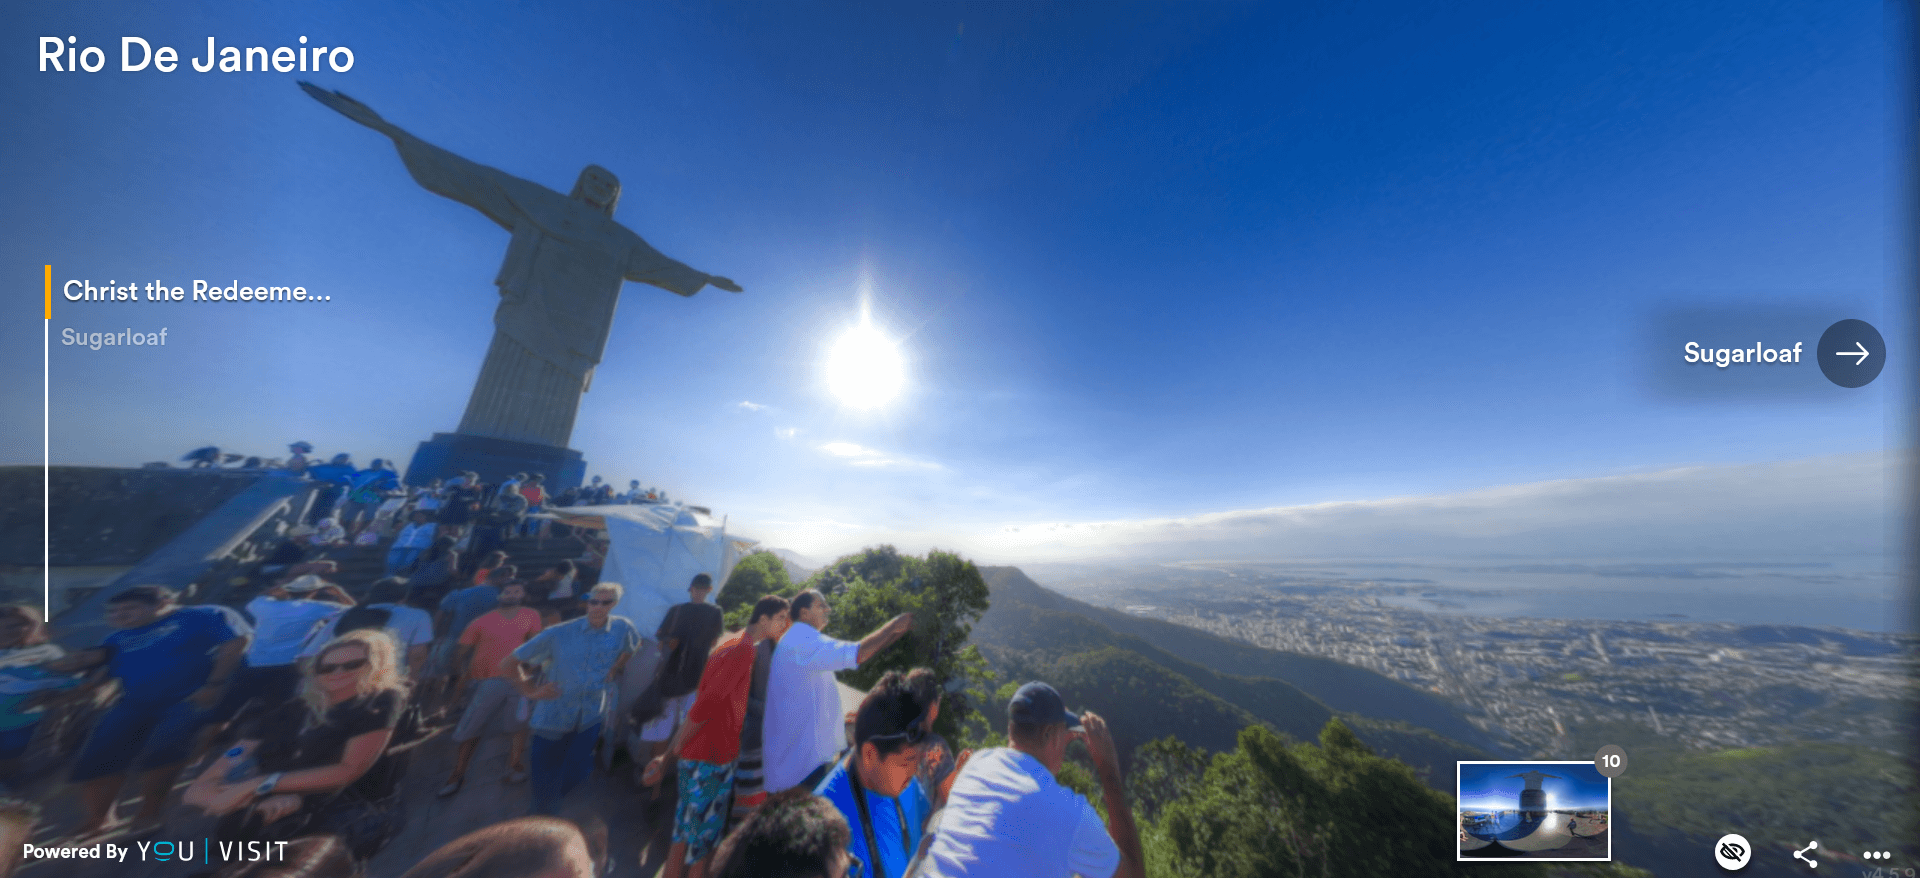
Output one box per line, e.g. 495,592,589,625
505,582,639,815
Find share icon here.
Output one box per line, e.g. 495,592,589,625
1793,840,1817,869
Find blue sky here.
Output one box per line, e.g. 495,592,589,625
1459,762,1609,812
3,2,1903,564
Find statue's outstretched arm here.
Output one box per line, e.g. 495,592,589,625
623,235,743,296
300,82,406,140
300,82,522,230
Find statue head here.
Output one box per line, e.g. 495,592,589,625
571,165,621,217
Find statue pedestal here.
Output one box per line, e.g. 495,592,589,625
404,433,585,491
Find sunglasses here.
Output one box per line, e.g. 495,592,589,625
844,852,865,878
585,598,616,606
317,658,369,674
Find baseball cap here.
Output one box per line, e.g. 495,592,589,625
1008,682,1083,731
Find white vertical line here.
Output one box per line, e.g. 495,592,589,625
43,312,51,619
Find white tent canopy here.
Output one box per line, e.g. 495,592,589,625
543,503,755,634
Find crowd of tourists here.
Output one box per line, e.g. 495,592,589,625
3,454,1145,877
176,442,675,528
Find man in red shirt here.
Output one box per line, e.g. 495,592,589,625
643,595,791,878
439,581,544,797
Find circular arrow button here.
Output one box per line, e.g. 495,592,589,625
1816,319,1885,388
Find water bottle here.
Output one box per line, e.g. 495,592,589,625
222,746,257,783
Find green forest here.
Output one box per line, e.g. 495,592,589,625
723,548,1918,873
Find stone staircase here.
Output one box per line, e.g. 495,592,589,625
224,527,600,608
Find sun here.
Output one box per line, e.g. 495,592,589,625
824,320,906,408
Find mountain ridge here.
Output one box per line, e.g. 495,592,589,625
980,565,1498,749
973,565,1502,786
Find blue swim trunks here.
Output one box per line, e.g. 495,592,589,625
672,759,736,863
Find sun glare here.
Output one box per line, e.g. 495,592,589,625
825,321,905,408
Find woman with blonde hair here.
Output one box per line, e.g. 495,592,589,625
188,629,413,860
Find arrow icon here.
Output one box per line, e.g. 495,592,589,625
1817,320,1884,387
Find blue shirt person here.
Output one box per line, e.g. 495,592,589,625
103,601,250,707
505,583,638,814
815,670,947,878
818,766,931,878
51,586,252,839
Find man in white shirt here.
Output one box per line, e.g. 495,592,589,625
301,579,435,676
761,589,914,793
917,682,1145,878
216,574,354,722
386,509,439,576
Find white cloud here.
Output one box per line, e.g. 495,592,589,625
736,400,768,412
727,452,1896,567
760,517,869,532
966,451,1897,563
817,440,944,471
855,458,943,470
776,427,800,440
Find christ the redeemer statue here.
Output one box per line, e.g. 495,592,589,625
1508,771,1561,791
301,83,742,450
1509,770,1560,813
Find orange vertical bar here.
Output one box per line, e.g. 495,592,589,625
43,266,51,319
